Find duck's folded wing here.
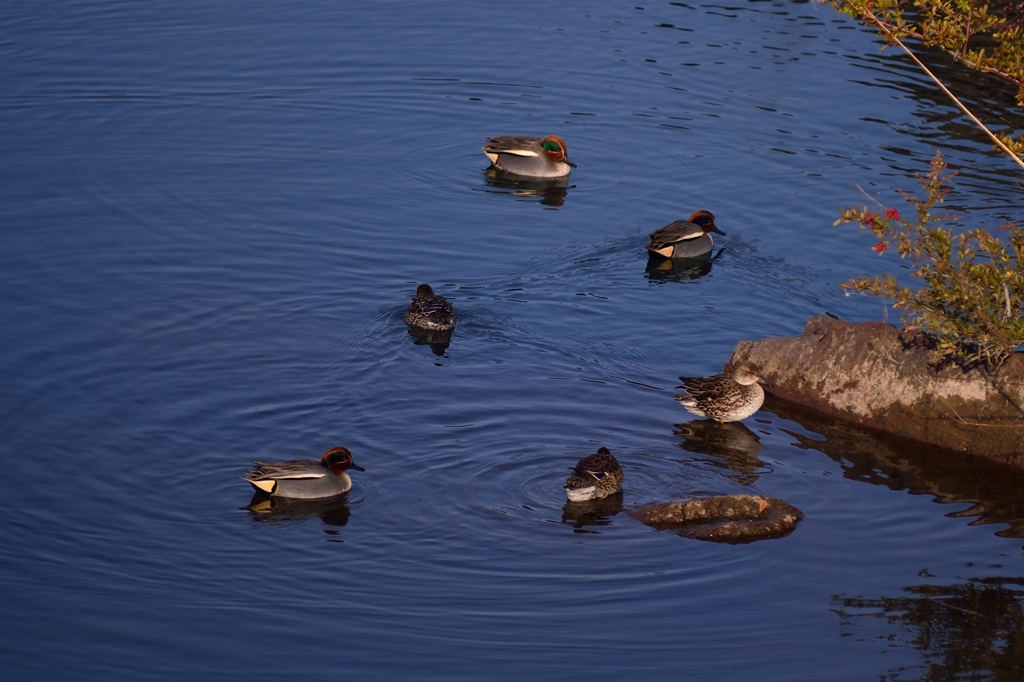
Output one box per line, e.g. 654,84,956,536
676,374,722,397
247,460,327,480
649,221,702,245
419,297,453,316
483,136,540,157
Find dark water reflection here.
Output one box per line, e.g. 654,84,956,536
406,326,453,356
833,578,1024,681
561,494,626,533
765,396,1024,537
674,419,766,485
480,171,573,207
245,493,352,529
644,252,718,282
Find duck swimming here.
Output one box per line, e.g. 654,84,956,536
646,210,725,259
564,447,624,502
405,283,455,331
675,362,766,423
244,446,364,499
482,135,576,178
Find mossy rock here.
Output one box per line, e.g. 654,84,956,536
632,494,803,543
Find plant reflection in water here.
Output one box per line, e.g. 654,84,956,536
833,578,1024,680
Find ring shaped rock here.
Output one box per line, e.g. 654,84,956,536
631,494,803,543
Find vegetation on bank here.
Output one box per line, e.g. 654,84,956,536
836,152,1024,368
827,0,1024,156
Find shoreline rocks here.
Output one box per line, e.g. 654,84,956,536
729,316,1024,465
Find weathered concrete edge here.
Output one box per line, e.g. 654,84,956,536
729,316,1024,466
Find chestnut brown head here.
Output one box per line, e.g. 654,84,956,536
541,135,576,167
321,446,365,473
688,210,725,236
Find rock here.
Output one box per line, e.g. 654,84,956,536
730,316,1024,464
631,495,803,543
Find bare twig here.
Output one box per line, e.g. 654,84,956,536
863,9,1024,170
948,404,1024,427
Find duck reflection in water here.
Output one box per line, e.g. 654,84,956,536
645,252,718,282
481,169,572,207
674,419,765,485
245,492,352,528
407,326,452,356
562,494,625,533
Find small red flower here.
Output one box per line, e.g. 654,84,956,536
874,242,887,253
886,208,901,221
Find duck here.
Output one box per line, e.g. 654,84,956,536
244,446,364,499
564,447,624,502
405,284,455,331
482,135,576,178
675,362,766,423
646,210,725,259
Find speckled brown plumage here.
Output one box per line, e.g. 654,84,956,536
675,362,765,422
564,447,624,502
405,283,455,331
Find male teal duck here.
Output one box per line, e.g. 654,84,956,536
405,283,455,331
564,447,624,502
675,362,766,423
483,135,576,178
244,446,364,499
646,210,725,259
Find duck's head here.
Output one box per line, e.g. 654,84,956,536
689,210,726,236
542,135,577,168
415,283,435,298
321,446,365,473
731,362,762,386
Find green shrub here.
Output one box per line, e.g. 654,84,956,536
837,151,1024,367
827,0,1024,112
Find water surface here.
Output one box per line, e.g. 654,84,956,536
2,1,1023,680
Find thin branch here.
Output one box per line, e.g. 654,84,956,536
851,180,888,209
948,404,1024,427
964,0,973,60
863,8,1024,170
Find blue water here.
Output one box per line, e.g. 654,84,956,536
2,1,1023,679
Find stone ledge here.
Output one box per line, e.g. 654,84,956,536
729,316,1024,464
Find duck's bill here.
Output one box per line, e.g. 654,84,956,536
711,226,727,236
564,158,577,168
350,463,366,472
